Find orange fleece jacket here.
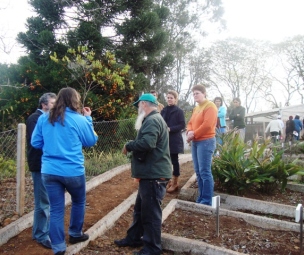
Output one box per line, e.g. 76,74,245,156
187,100,217,141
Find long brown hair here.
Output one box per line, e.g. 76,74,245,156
49,87,82,126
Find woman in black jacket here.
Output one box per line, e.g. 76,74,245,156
161,90,185,192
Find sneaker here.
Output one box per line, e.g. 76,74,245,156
69,233,89,244
38,239,52,249
114,238,143,247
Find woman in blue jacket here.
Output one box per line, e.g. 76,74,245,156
31,87,98,255
161,90,185,192
214,97,227,147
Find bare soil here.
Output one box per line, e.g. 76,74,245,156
163,209,301,255
0,161,303,255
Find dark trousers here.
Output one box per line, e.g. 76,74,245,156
126,179,167,254
270,131,279,142
170,153,180,177
285,132,294,142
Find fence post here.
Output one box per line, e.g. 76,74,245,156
16,123,26,216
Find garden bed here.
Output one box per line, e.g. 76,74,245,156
1,159,304,254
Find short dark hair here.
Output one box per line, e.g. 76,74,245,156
214,97,223,106
38,92,56,109
192,85,206,94
233,97,241,104
150,90,157,95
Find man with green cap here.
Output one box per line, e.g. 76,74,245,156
114,93,172,255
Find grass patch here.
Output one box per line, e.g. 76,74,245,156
84,149,129,180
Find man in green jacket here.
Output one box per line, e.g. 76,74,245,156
114,93,172,255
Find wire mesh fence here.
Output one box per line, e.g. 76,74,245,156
0,128,17,161
0,128,27,225
90,118,137,153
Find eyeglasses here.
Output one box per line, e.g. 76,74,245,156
233,101,239,103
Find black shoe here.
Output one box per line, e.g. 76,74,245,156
37,239,52,249
55,251,65,255
114,238,143,247
69,233,89,244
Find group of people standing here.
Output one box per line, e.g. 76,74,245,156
26,85,248,255
115,85,217,255
213,96,247,144
114,86,250,255
285,114,303,142
264,114,303,143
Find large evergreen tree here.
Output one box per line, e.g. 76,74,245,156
0,0,224,128
12,0,172,122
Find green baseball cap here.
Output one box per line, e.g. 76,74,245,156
133,93,158,108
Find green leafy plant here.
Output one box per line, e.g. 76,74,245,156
292,141,304,154
0,155,17,180
84,149,129,179
212,130,304,195
212,130,259,194
254,148,303,193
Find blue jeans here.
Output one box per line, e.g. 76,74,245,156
294,130,300,140
42,174,86,254
125,179,167,255
31,172,50,242
215,127,226,147
191,138,216,205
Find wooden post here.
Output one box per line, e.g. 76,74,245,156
16,123,26,216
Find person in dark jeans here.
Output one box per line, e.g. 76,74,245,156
31,88,98,255
293,114,303,140
285,116,296,142
265,119,282,143
26,92,56,249
115,93,172,255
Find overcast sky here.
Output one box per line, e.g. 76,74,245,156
1,0,304,64
220,0,304,42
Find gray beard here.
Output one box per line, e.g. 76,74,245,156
135,110,146,131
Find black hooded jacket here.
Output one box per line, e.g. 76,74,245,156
161,105,185,154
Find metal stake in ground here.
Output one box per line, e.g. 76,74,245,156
295,203,303,254
212,195,220,237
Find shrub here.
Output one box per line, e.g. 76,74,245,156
84,149,129,179
212,130,304,195
212,131,259,195
0,155,17,180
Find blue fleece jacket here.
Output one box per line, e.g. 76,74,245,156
31,107,98,177
218,106,227,128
